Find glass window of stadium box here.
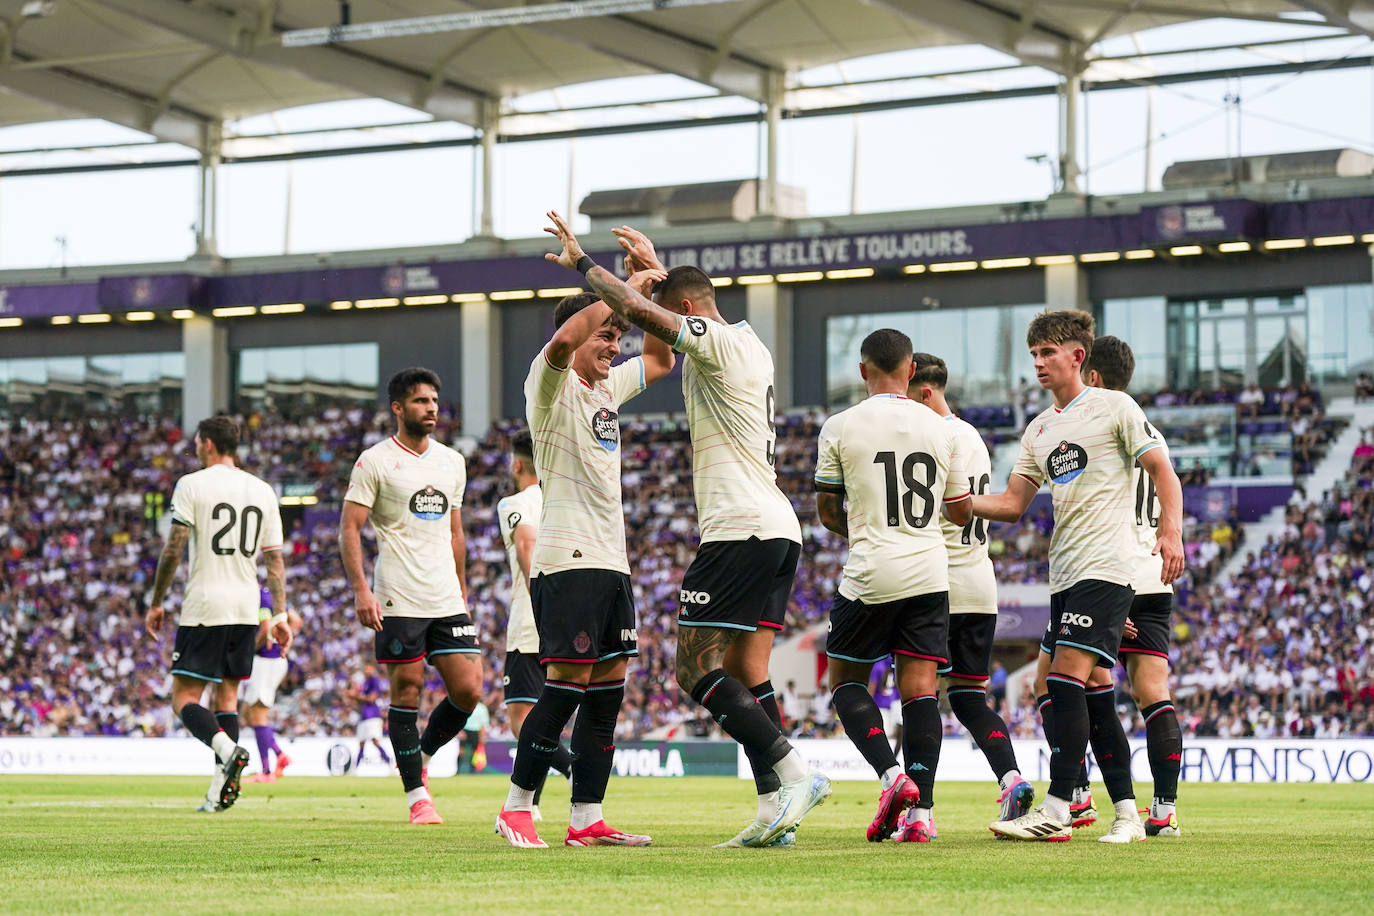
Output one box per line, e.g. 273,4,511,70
1306,284,1374,385
1100,297,1167,393
235,343,379,415
0,353,184,417
825,304,1044,411
1166,294,1308,392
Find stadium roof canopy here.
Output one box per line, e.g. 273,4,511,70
0,0,1370,155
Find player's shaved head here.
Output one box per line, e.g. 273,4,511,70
1026,309,1095,356
511,428,534,462
1084,335,1135,391
553,291,630,332
654,265,715,314
196,415,239,456
911,352,948,390
860,328,913,375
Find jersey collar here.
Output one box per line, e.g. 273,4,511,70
1053,387,1090,414
391,435,431,458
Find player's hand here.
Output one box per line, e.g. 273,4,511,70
1153,529,1185,584
145,605,164,639
1123,617,1139,640
612,225,663,272
542,210,586,269
270,620,294,655
355,590,383,632
626,267,667,296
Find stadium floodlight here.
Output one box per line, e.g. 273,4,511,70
171,309,196,319
1312,235,1355,247
1032,255,1075,266
488,290,535,300
736,275,773,285
1263,238,1306,250
124,311,156,321
981,257,1032,269
1169,245,1204,256
281,0,744,47
1124,249,1155,259
1079,251,1120,262
450,293,488,303
50,315,72,325
902,265,927,274
355,297,400,308
212,306,258,317
1218,241,1252,253
261,302,307,314
928,261,978,272
402,295,449,306
77,313,112,323
825,268,874,280
0,317,21,328
536,287,584,299
709,276,733,287
329,300,354,310
775,271,823,282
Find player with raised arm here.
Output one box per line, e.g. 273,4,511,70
545,212,831,848
340,367,481,825
814,330,972,844
145,415,291,812
972,310,1184,842
243,585,303,782
497,429,572,820
905,353,1034,839
495,261,676,849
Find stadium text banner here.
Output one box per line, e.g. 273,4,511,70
761,738,1374,784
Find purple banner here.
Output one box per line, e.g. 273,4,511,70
1266,195,1374,240
98,274,209,310
1139,200,1266,244
0,282,99,318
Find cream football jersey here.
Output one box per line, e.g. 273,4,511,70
524,346,647,575
1011,386,1162,595
344,436,467,619
941,414,998,614
1129,432,1173,597
497,483,542,654
169,464,284,627
671,317,802,545
815,394,970,604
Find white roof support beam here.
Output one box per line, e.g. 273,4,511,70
0,54,210,148
100,0,487,125
1288,1,1374,39
874,0,1082,74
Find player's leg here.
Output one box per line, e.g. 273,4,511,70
563,654,650,847
505,652,571,813
888,593,948,843
941,614,1030,820
1036,611,1096,827
1084,666,1144,843
384,657,440,823
243,702,273,778
421,618,483,771
1123,597,1182,837
828,653,917,842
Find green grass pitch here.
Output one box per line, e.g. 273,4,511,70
2,775,1370,914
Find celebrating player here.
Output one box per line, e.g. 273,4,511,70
815,330,972,843
497,429,572,819
495,263,675,849
907,353,1034,836
145,415,291,812
549,213,831,848
242,585,302,782
972,310,1184,842
340,367,481,825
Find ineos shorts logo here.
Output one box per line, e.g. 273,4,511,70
620,628,637,642
409,485,449,520
1060,612,1094,628
506,511,522,530
451,625,476,638
680,589,712,606
591,407,620,452
685,316,707,336
1047,441,1088,484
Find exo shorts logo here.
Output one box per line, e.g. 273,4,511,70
685,316,707,336
620,628,637,643
680,589,712,606
1060,612,1094,628
409,485,449,520
451,624,476,638
591,407,620,452
1047,441,1088,484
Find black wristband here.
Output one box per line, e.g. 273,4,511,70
574,255,597,276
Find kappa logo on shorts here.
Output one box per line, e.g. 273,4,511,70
1060,612,1094,628
574,631,592,653
679,589,712,606
172,651,180,662
409,485,450,520
1046,440,1088,484
685,316,707,336
502,675,511,686
591,407,620,452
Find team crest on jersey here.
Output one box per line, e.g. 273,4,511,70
1047,440,1088,484
409,486,449,520
573,631,592,653
591,407,620,451
685,316,707,336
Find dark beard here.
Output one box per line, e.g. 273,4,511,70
402,417,431,439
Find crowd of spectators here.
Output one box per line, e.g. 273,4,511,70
3,396,1370,749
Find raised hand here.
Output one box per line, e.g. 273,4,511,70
543,210,586,269
612,224,663,272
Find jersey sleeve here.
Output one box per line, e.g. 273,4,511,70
607,355,648,408
1010,423,1044,488
671,315,732,371
1114,394,1163,460
169,477,195,527
496,496,521,549
814,415,845,494
527,345,569,413
343,451,379,508
260,492,284,552
452,452,467,510
943,427,972,503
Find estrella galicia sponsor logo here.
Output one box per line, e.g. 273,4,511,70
1060,612,1094,628
1046,440,1088,484
685,316,707,336
409,485,449,520
591,407,620,452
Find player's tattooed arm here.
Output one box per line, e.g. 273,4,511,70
675,626,733,691
263,547,293,653
816,491,849,540
150,521,190,607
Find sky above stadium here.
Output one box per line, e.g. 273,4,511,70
0,17,1370,270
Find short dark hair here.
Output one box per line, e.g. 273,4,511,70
911,352,948,390
510,428,533,461
196,415,239,455
860,328,913,375
553,292,629,333
1026,309,1095,357
387,367,441,404
655,265,714,311
1084,335,1135,391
